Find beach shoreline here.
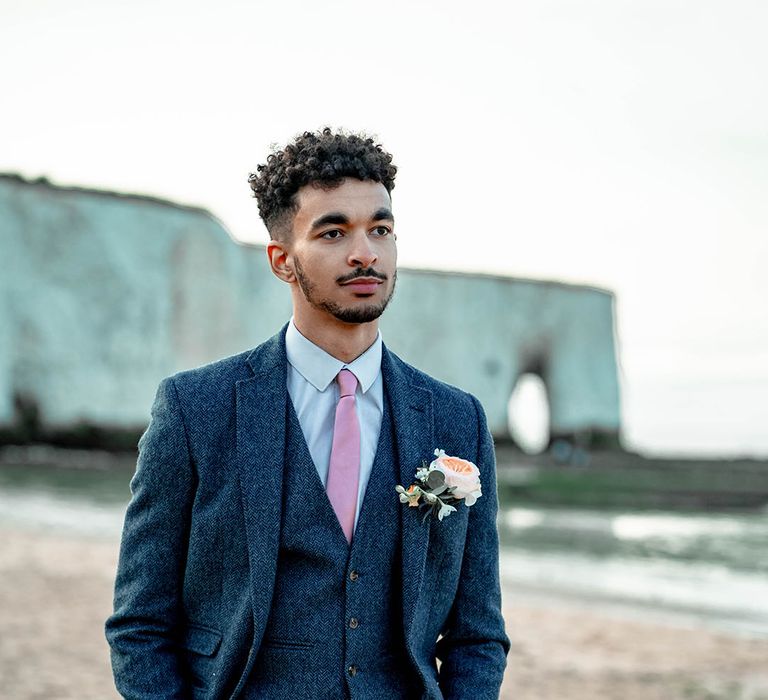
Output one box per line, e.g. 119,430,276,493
1,525,767,699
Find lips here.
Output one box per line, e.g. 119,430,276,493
343,280,382,294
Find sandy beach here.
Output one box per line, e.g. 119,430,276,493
1,526,767,700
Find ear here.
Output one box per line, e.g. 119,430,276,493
267,240,296,283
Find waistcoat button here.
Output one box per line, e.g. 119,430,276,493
348,664,358,676
349,570,359,581
349,617,359,629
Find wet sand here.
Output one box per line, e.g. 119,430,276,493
1,526,767,700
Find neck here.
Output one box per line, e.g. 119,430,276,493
292,309,379,363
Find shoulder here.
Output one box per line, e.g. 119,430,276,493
384,347,492,472
165,326,287,402
384,346,485,425
166,347,253,399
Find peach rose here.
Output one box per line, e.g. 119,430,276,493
430,449,482,506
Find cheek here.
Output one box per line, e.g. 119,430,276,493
379,244,397,270
295,253,328,281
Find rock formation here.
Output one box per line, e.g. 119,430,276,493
0,174,621,449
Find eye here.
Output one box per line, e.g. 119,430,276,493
371,225,391,236
320,229,343,239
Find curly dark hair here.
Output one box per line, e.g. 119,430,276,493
248,127,397,239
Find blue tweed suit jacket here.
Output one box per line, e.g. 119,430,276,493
106,325,510,699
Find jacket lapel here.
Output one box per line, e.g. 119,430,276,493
381,346,435,650
236,325,288,648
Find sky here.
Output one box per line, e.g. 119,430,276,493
2,0,766,457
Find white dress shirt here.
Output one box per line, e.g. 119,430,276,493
285,318,384,533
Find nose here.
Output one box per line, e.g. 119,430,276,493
347,231,378,268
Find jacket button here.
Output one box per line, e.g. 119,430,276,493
348,664,358,677
349,617,359,629
349,570,359,581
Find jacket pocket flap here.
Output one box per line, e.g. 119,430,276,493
182,624,222,656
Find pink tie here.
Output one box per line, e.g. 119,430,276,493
326,369,360,544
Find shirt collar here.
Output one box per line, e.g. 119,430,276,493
285,318,382,393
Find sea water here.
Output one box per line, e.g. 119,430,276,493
498,505,768,637
1,460,767,637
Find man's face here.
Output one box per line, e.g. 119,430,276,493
282,178,397,325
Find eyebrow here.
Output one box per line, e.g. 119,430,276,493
372,207,394,222
310,213,350,230
309,208,394,231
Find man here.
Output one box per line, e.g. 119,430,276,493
106,128,509,699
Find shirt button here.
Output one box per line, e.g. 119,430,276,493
349,617,359,629
349,570,359,581
348,664,358,677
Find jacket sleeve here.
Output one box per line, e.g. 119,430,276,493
105,376,195,699
436,395,511,699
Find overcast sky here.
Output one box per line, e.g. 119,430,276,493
2,0,766,456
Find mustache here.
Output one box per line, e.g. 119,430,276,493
337,268,389,284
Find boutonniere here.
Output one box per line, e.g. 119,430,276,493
396,449,482,521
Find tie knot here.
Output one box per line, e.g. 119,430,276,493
336,369,358,398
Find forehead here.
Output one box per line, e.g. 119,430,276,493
293,179,392,229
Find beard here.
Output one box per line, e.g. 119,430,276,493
293,256,397,324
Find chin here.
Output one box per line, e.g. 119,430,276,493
321,299,388,324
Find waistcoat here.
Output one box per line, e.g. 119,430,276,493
243,390,420,700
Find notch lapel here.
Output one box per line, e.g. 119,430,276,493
381,346,435,650
236,327,288,650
